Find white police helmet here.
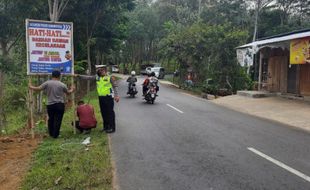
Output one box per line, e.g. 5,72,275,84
131,71,136,75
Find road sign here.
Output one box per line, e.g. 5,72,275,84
26,19,74,75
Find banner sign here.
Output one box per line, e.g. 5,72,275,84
290,37,310,64
237,47,254,67
26,19,74,75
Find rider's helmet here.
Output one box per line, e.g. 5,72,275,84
131,71,136,76
151,72,155,77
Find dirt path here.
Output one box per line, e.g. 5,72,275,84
0,134,41,190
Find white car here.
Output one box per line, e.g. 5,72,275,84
111,65,119,73
146,67,165,79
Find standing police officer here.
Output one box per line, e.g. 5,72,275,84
78,65,119,133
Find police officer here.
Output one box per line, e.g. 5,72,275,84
78,65,119,133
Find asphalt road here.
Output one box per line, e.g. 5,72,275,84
110,76,310,190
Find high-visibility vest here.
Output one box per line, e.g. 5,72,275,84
96,76,112,96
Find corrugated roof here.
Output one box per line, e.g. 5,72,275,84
237,29,310,49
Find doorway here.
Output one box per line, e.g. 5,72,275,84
287,64,297,94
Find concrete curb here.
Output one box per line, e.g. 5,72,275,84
159,80,180,88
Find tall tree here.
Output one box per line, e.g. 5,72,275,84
276,0,298,26
0,0,46,129
292,0,310,26
62,0,134,78
251,0,273,41
48,0,70,22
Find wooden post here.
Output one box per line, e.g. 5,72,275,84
71,76,76,134
296,65,301,95
28,76,35,139
258,51,263,91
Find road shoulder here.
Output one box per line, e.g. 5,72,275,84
212,95,310,133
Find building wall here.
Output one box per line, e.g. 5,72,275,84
267,56,288,93
300,64,310,96
266,49,310,96
266,48,289,93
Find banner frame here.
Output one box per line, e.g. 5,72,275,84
26,19,74,76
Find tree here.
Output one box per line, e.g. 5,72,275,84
48,0,70,22
276,0,298,26
61,0,134,92
200,0,249,28
292,0,310,26
0,0,46,129
159,22,248,88
251,0,273,41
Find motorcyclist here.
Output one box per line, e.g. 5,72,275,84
143,72,158,95
127,71,137,94
142,73,150,96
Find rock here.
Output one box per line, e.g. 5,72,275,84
201,92,208,99
17,138,25,143
54,176,62,185
207,94,216,100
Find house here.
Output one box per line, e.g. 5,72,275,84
237,29,310,97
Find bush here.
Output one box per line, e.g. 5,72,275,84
0,74,28,135
231,67,253,93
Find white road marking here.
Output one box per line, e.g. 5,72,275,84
166,104,184,114
248,147,310,183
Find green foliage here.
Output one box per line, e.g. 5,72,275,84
159,22,249,92
146,0,309,93
21,91,112,190
3,112,28,135
62,0,135,69
0,0,135,135
0,55,13,72
22,132,112,190
74,60,88,74
201,0,249,28
0,68,29,135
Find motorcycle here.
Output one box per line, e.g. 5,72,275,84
128,82,138,98
144,84,157,104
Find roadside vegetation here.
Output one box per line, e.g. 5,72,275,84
0,0,134,134
120,0,310,95
21,91,113,190
0,0,309,189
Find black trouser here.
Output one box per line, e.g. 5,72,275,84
47,103,65,138
128,83,132,92
143,86,148,95
98,96,115,132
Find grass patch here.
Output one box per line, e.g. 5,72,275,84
1,110,28,135
21,91,113,190
165,75,179,85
